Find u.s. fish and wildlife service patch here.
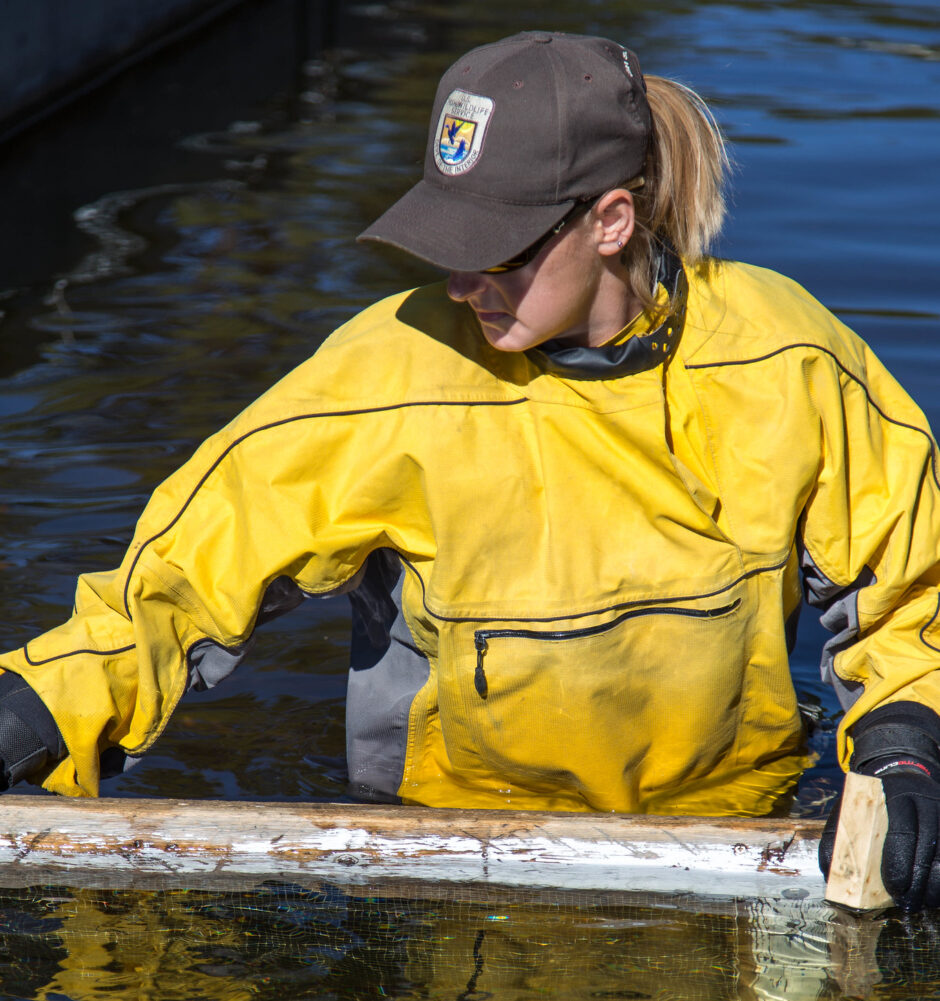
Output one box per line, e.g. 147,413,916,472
434,90,494,176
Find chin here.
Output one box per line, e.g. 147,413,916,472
481,325,534,353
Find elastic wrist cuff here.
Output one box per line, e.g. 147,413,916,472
0,672,65,787
851,702,940,779
0,705,48,788
853,700,940,745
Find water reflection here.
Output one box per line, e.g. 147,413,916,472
3,883,940,1000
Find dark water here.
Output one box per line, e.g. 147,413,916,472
0,0,939,996
5,882,940,1000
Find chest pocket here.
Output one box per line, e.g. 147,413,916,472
436,582,752,813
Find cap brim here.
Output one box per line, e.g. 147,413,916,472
357,179,576,273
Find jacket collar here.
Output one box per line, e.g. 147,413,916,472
531,245,688,380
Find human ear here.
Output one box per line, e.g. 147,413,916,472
592,189,636,256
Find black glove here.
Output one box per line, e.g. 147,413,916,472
0,671,65,790
820,701,940,910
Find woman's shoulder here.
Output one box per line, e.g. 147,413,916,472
323,282,480,356
319,281,512,388
236,282,514,426
680,257,870,375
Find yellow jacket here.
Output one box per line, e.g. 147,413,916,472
3,259,939,815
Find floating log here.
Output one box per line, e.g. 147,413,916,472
0,795,826,900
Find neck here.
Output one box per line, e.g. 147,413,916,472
574,269,646,348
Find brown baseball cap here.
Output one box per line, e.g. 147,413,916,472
358,31,651,273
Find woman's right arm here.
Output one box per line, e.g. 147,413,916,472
0,306,430,797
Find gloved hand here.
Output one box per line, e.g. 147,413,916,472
0,671,65,790
820,701,940,911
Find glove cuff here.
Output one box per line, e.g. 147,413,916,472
850,700,940,781
0,672,66,789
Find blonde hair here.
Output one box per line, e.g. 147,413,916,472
622,75,732,309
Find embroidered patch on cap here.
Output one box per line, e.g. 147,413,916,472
620,47,635,78
433,90,494,176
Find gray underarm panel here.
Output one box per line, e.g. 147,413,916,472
182,556,428,802
187,638,250,692
185,574,322,692
345,550,430,803
800,544,874,710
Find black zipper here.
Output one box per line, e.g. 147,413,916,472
472,598,740,699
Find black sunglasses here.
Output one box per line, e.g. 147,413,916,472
480,200,595,275
479,177,645,276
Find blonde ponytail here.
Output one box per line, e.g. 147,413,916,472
623,75,731,308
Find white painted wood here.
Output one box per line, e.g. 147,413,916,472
0,795,827,900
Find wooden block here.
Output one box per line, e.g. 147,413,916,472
825,772,894,910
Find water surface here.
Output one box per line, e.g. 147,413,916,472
0,1,938,995
1,0,938,804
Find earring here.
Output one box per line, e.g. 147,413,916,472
616,240,623,248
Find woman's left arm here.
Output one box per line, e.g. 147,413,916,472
803,336,940,908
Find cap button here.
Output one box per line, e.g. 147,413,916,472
530,33,553,43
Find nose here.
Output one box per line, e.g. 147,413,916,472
446,270,487,302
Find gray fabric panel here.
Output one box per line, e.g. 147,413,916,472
187,638,249,692
800,544,875,710
186,575,313,692
345,550,429,803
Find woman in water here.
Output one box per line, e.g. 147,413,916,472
2,31,939,909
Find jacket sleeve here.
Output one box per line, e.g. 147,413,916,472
798,333,940,768
0,348,423,797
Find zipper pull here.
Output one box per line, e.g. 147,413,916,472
474,635,489,699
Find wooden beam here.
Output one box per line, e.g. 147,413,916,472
0,794,826,899
824,772,894,911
